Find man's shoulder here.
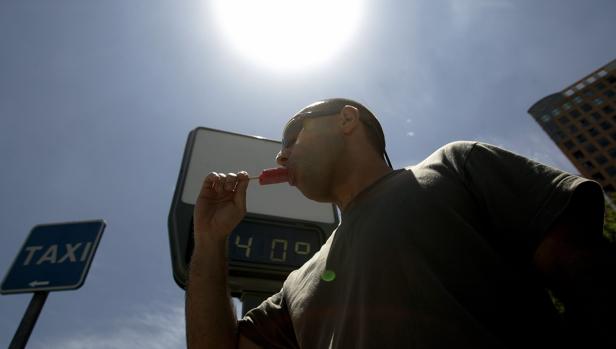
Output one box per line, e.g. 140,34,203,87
410,141,479,170
438,140,479,155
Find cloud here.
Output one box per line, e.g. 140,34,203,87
31,302,185,349
449,0,515,31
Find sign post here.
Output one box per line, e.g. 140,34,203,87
1,220,106,349
9,291,48,349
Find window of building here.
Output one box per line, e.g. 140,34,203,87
587,76,597,84
558,116,570,125
611,132,616,142
591,112,602,121
603,105,615,115
573,150,585,159
562,102,573,110
585,143,598,154
546,122,560,133
592,97,604,106
608,75,616,84
592,172,606,181
540,114,551,123
573,96,584,104
569,124,579,133
551,108,561,116
598,70,608,77
584,90,595,98
576,134,588,144
583,161,595,169
605,89,615,98
580,119,590,128
601,121,613,130
563,140,575,149
595,155,608,165
570,109,581,118
564,89,575,97
551,123,562,132
576,83,586,91
609,148,616,159
589,127,599,136
555,131,566,141
596,82,607,90
607,166,616,177
581,103,593,112
598,137,611,148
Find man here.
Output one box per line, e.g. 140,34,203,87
186,98,614,348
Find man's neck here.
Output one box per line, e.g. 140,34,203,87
333,160,393,212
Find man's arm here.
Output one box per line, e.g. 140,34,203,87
186,236,236,347
185,171,262,349
533,199,616,346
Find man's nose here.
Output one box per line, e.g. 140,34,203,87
276,148,289,167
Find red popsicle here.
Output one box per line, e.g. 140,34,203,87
253,168,289,185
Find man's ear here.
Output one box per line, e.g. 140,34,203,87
340,105,360,134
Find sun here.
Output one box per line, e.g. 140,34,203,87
209,0,365,73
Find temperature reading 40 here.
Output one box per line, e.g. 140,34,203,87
229,221,322,268
233,236,312,263
272,238,311,262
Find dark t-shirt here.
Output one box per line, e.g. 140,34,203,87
238,141,604,348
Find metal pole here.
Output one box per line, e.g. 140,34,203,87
9,291,49,349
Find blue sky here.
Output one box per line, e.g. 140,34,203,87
1,0,615,347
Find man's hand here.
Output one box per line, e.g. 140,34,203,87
187,171,255,349
194,171,250,246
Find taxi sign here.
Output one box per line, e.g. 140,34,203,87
1,220,106,294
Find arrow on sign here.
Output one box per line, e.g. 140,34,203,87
29,281,50,287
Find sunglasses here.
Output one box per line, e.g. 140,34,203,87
281,108,393,169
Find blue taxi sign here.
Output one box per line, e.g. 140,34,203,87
1,220,105,294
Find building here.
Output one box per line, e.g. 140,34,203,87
529,59,616,193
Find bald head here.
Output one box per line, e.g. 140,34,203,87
294,98,386,157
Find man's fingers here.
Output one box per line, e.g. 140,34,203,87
201,172,220,197
224,173,238,192
233,171,250,211
200,171,249,199
215,173,227,193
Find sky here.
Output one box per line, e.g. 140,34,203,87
1,0,615,347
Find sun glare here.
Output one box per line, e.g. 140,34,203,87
210,0,365,73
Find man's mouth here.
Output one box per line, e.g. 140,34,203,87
288,167,297,186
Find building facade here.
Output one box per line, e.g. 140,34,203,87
529,59,616,193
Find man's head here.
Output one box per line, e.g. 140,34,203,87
276,98,391,202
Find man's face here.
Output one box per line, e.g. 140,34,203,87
277,112,344,202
